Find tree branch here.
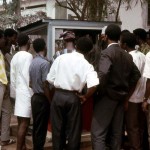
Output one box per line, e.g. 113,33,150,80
55,0,82,20
115,0,122,22
81,0,88,20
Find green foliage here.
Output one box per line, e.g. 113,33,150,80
0,0,46,29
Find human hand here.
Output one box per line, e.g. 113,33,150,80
78,94,87,104
142,101,148,112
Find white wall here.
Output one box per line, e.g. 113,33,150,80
119,1,148,32
46,0,55,19
67,9,76,19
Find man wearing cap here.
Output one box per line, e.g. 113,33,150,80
53,30,76,61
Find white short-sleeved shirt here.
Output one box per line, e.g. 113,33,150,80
143,51,150,104
47,51,99,92
129,50,146,103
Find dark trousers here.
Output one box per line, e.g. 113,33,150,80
51,89,81,150
125,102,146,150
91,95,124,150
31,93,50,150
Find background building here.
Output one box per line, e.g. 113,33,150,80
0,0,149,31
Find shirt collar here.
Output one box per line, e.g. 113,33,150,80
129,50,137,54
35,54,46,59
107,43,118,48
64,49,76,53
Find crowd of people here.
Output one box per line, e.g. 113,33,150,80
0,24,150,150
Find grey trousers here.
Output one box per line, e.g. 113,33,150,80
51,89,81,150
125,102,145,150
91,95,124,150
0,82,12,141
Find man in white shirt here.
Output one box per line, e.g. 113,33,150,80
142,50,150,149
120,32,146,150
47,37,99,150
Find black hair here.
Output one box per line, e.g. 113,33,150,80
76,37,93,54
133,28,147,41
17,33,29,47
121,29,130,35
105,24,121,41
0,29,4,38
33,38,46,53
4,28,17,37
121,32,137,49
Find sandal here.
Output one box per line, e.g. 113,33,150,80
1,139,16,146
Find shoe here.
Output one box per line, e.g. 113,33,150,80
1,139,16,146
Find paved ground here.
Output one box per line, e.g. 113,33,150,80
1,115,130,150
1,115,17,150
1,115,92,150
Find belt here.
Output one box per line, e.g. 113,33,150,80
55,88,78,94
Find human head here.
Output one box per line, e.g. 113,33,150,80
33,38,47,56
105,24,121,42
133,28,147,45
76,37,93,55
59,30,75,41
0,29,5,50
17,33,30,51
120,32,137,51
4,28,17,45
121,29,130,35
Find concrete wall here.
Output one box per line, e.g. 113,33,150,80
46,0,55,19
119,1,149,31
21,0,47,16
21,7,46,16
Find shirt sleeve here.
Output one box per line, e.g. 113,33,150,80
143,53,150,79
10,58,16,98
10,58,16,87
98,52,112,86
23,54,33,86
41,61,51,82
86,63,99,88
129,62,141,87
46,58,58,85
